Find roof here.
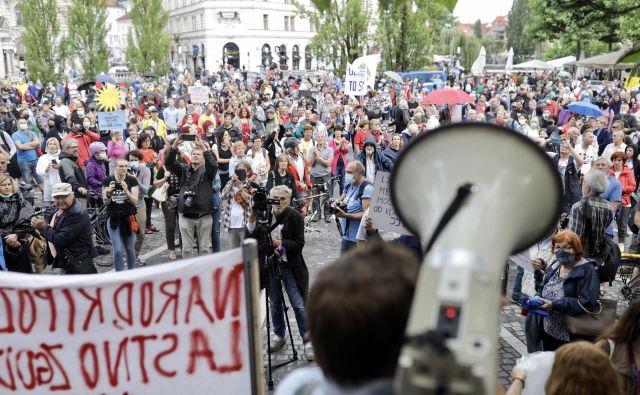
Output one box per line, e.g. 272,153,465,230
456,16,507,38
570,50,636,69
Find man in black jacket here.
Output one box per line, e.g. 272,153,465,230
246,184,312,361
58,139,89,207
31,182,96,274
165,135,218,257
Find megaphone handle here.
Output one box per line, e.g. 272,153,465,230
423,183,476,256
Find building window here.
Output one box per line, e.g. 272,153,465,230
200,15,204,30
292,45,299,70
263,14,268,30
192,16,196,31
284,16,289,31
305,46,312,70
262,44,272,68
310,19,315,32
290,16,295,31
15,7,22,26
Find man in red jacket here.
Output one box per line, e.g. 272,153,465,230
62,117,100,168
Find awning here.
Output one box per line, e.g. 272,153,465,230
512,59,554,70
568,50,635,70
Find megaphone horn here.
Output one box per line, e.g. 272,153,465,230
391,123,563,395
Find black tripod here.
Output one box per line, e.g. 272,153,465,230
254,212,298,390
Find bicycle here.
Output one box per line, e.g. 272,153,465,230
301,175,340,233
615,252,640,310
87,206,113,267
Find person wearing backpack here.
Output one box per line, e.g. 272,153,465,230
333,160,373,254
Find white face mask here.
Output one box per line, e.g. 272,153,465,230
83,121,91,128
19,123,28,131
77,110,85,117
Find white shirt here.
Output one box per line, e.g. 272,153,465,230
601,143,627,164
427,115,440,130
53,104,69,118
574,144,598,175
365,154,376,183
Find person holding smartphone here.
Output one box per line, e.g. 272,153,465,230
36,137,62,217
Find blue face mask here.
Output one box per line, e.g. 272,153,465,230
555,250,576,265
344,173,354,185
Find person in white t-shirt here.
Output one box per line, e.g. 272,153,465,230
574,129,598,175
52,96,70,119
601,129,627,162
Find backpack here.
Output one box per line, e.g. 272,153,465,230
583,198,620,284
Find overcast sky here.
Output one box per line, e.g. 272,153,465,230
453,0,514,23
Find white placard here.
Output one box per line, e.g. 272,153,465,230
369,171,409,235
345,63,366,96
188,86,210,104
0,247,263,395
509,249,534,272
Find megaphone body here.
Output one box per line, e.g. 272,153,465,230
391,123,562,394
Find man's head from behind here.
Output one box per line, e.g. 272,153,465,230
308,242,418,387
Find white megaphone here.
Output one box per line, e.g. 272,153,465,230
391,123,562,395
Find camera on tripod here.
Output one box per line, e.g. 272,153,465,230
251,186,280,225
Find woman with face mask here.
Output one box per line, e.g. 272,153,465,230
35,137,62,214
535,230,600,351
85,142,108,207
0,175,34,273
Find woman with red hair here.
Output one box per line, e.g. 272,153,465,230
610,151,636,244
536,230,600,351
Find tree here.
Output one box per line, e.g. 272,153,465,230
68,0,110,80
126,0,170,75
473,19,482,38
437,28,481,71
293,0,372,74
20,0,69,83
506,0,535,61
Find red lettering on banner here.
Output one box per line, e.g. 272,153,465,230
78,287,105,331
131,335,157,384
140,282,153,328
104,338,131,387
185,277,214,324
186,329,217,374
213,263,243,320
0,347,16,390
0,288,15,334
155,279,181,326
15,350,36,390
41,343,71,391
79,343,100,389
31,350,54,386
61,289,76,334
219,320,243,373
114,283,133,328
34,289,57,332
154,333,178,378
18,290,36,334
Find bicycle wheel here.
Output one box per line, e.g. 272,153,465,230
616,258,640,311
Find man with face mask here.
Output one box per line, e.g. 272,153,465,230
333,160,373,254
62,117,100,168
246,184,313,360
58,139,89,206
0,101,16,133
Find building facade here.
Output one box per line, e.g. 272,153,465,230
165,0,318,73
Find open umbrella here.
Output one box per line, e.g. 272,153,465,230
421,89,474,106
96,74,116,84
137,91,160,99
567,101,603,117
77,81,96,91
383,71,403,84
557,70,571,78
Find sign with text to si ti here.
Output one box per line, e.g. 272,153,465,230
345,63,366,96
369,171,409,235
97,111,127,131
0,247,263,395
188,86,210,104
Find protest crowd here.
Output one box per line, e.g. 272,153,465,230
0,64,639,394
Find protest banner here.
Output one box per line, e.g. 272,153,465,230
345,63,366,96
0,241,264,395
97,111,126,131
351,54,380,92
369,171,409,235
188,86,210,104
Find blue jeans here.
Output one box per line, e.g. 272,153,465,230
211,207,221,253
107,219,136,271
511,266,524,301
333,165,345,196
268,266,307,340
19,159,43,185
340,238,356,254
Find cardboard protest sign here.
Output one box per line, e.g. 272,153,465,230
369,171,409,235
0,243,263,395
188,86,210,104
345,63,366,96
97,111,127,131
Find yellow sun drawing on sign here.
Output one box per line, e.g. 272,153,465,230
95,86,121,111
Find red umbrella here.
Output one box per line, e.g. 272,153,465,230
421,89,474,106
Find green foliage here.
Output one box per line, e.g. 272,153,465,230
20,0,69,82
618,47,640,65
376,0,450,71
68,0,110,80
481,37,505,59
437,28,481,70
473,19,482,38
506,0,534,61
126,0,171,75
293,0,372,74
541,40,618,61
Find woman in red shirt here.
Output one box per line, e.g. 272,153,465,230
610,151,637,244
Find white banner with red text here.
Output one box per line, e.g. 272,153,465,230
0,243,263,395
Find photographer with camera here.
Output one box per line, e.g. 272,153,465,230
246,184,313,361
127,150,151,266
332,161,373,254
165,134,217,258
221,161,256,249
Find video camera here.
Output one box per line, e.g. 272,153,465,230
328,199,347,215
251,185,280,226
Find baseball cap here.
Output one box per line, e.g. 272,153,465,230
51,183,73,197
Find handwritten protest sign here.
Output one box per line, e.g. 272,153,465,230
97,110,126,131
345,63,366,96
188,86,210,104
0,245,263,395
369,171,409,235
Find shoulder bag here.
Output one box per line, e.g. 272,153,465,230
63,248,97,275
151,182,169,202
566,279,617,337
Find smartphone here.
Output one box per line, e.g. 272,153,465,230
51,159,57,164
182,134,196,142
235,168,247,182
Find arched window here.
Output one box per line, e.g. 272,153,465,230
278,44,287,69
292,45,300,70
15,7,22,26
304,46,312,70
222,42,240,69
261,44,272,68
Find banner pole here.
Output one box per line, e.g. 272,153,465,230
242,239,265,395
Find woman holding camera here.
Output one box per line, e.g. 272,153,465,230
101,158,139,272
0,174,34,273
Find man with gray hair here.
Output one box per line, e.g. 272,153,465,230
58,138,89,206
568,168,614,257
333,160,373,254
